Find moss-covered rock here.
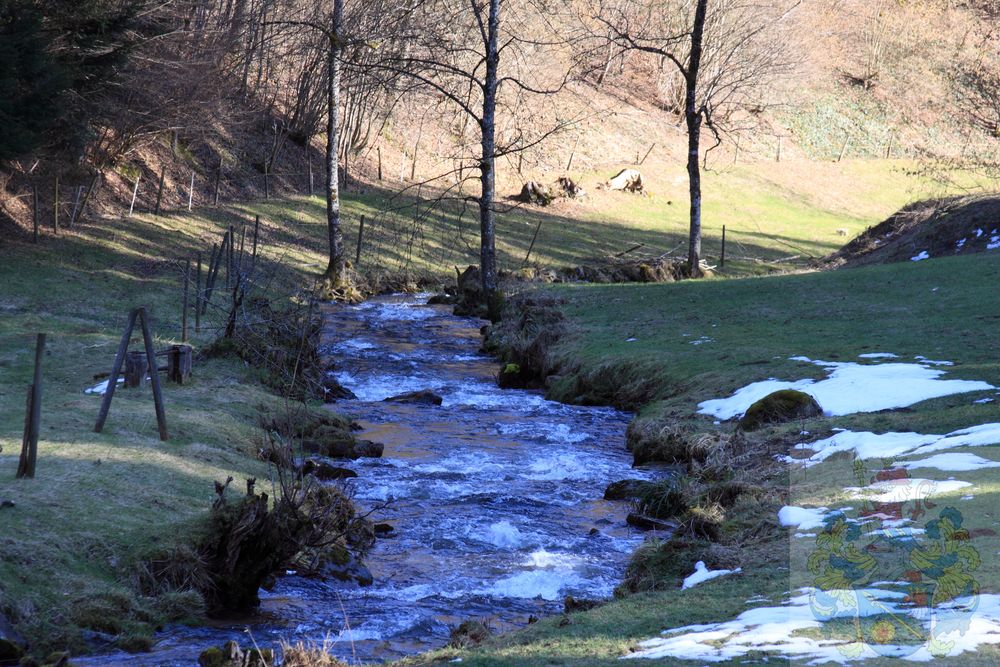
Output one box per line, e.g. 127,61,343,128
449,620,491,649
603,479,651,500
738,389,822,431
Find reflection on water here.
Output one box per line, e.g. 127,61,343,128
79,294,647,665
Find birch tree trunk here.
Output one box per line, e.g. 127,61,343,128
479,0,501,321
684,0,708,277
324,0,347,286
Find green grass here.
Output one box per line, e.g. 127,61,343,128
439,250,1000,665
0,154,991,660
0,203,335,654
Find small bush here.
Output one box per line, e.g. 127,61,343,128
632,479,690,520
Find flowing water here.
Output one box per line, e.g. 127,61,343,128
80,294,649,665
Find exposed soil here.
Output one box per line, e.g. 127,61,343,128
827,195,1000,268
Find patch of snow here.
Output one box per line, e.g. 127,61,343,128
900,453,1000,472
778,506,831,531
689,336,714,346
975,397,995,404
911,250,930,261
625,337,638,342
858,352,898,359
988,235,1000,250
975,228,984,238
84,378,124,395
681,561,741,590
914,355,954,366
791,423,1000,465
845,478,972,503
697,358,992,420
626,590,1000,663
957,238,967,250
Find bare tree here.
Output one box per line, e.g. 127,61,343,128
590,0,798,276
364,0,575,319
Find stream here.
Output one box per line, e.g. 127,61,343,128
80,294,648,665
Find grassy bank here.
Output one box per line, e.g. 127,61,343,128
0,199,348,656
433,250,1000,665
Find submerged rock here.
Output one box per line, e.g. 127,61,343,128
738,389,822,431
603,479,651,501
383,389,443,406
319,546,374,586
626,513,678,532
373,522,396,537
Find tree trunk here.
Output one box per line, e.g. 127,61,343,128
684,0,708,278
479,0,501,321
324,0,347,286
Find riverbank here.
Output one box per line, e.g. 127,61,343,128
427,251,1000,664
0,201,376,660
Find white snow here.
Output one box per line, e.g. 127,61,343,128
975,228,984,238
792,423,1000,465
900,452,1000,472
778,506,831,531
845,478,972,503
858,352,898,359
914,355,954,366
624,590,1000,663
84,378,124,395
974,397,995,404
697,358,992,420
988,235,1000,250
911,250,930,261
957,238,967,250
681,561,741,590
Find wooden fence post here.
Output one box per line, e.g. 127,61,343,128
95,310,138,433
154,168,166,216
838,135,850,162
263,161,270,199
195,252,202,333
128,175,140,218
523,218,543,266
53,175,60,233
377,146,383,181
213,160,222,206
16,334,45,479
137,308,169,441
32,184,39,243
566,135,581,171
308,155,315,196
188,171,195,211
182,259,191,343
69,186,83,227
885,130,894,159
227,225,235,288
355,215,366,265
252,215,260,263
77,172,100,222
720,225,727,268
776,136,782,163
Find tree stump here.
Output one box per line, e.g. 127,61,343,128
124,350,148,388
166,345,193,385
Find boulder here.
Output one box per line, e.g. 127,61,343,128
739,389,823,431
603,479,651,501
517,181,554,206
320,546,374,586
449,620,491,649
383,390,443,406
453,265,487,318
497,362,532,389
300,459,358,480
606,169,644,192
321,374,357,402
563,595,602,614
373,522,396,537
427,293,458,305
